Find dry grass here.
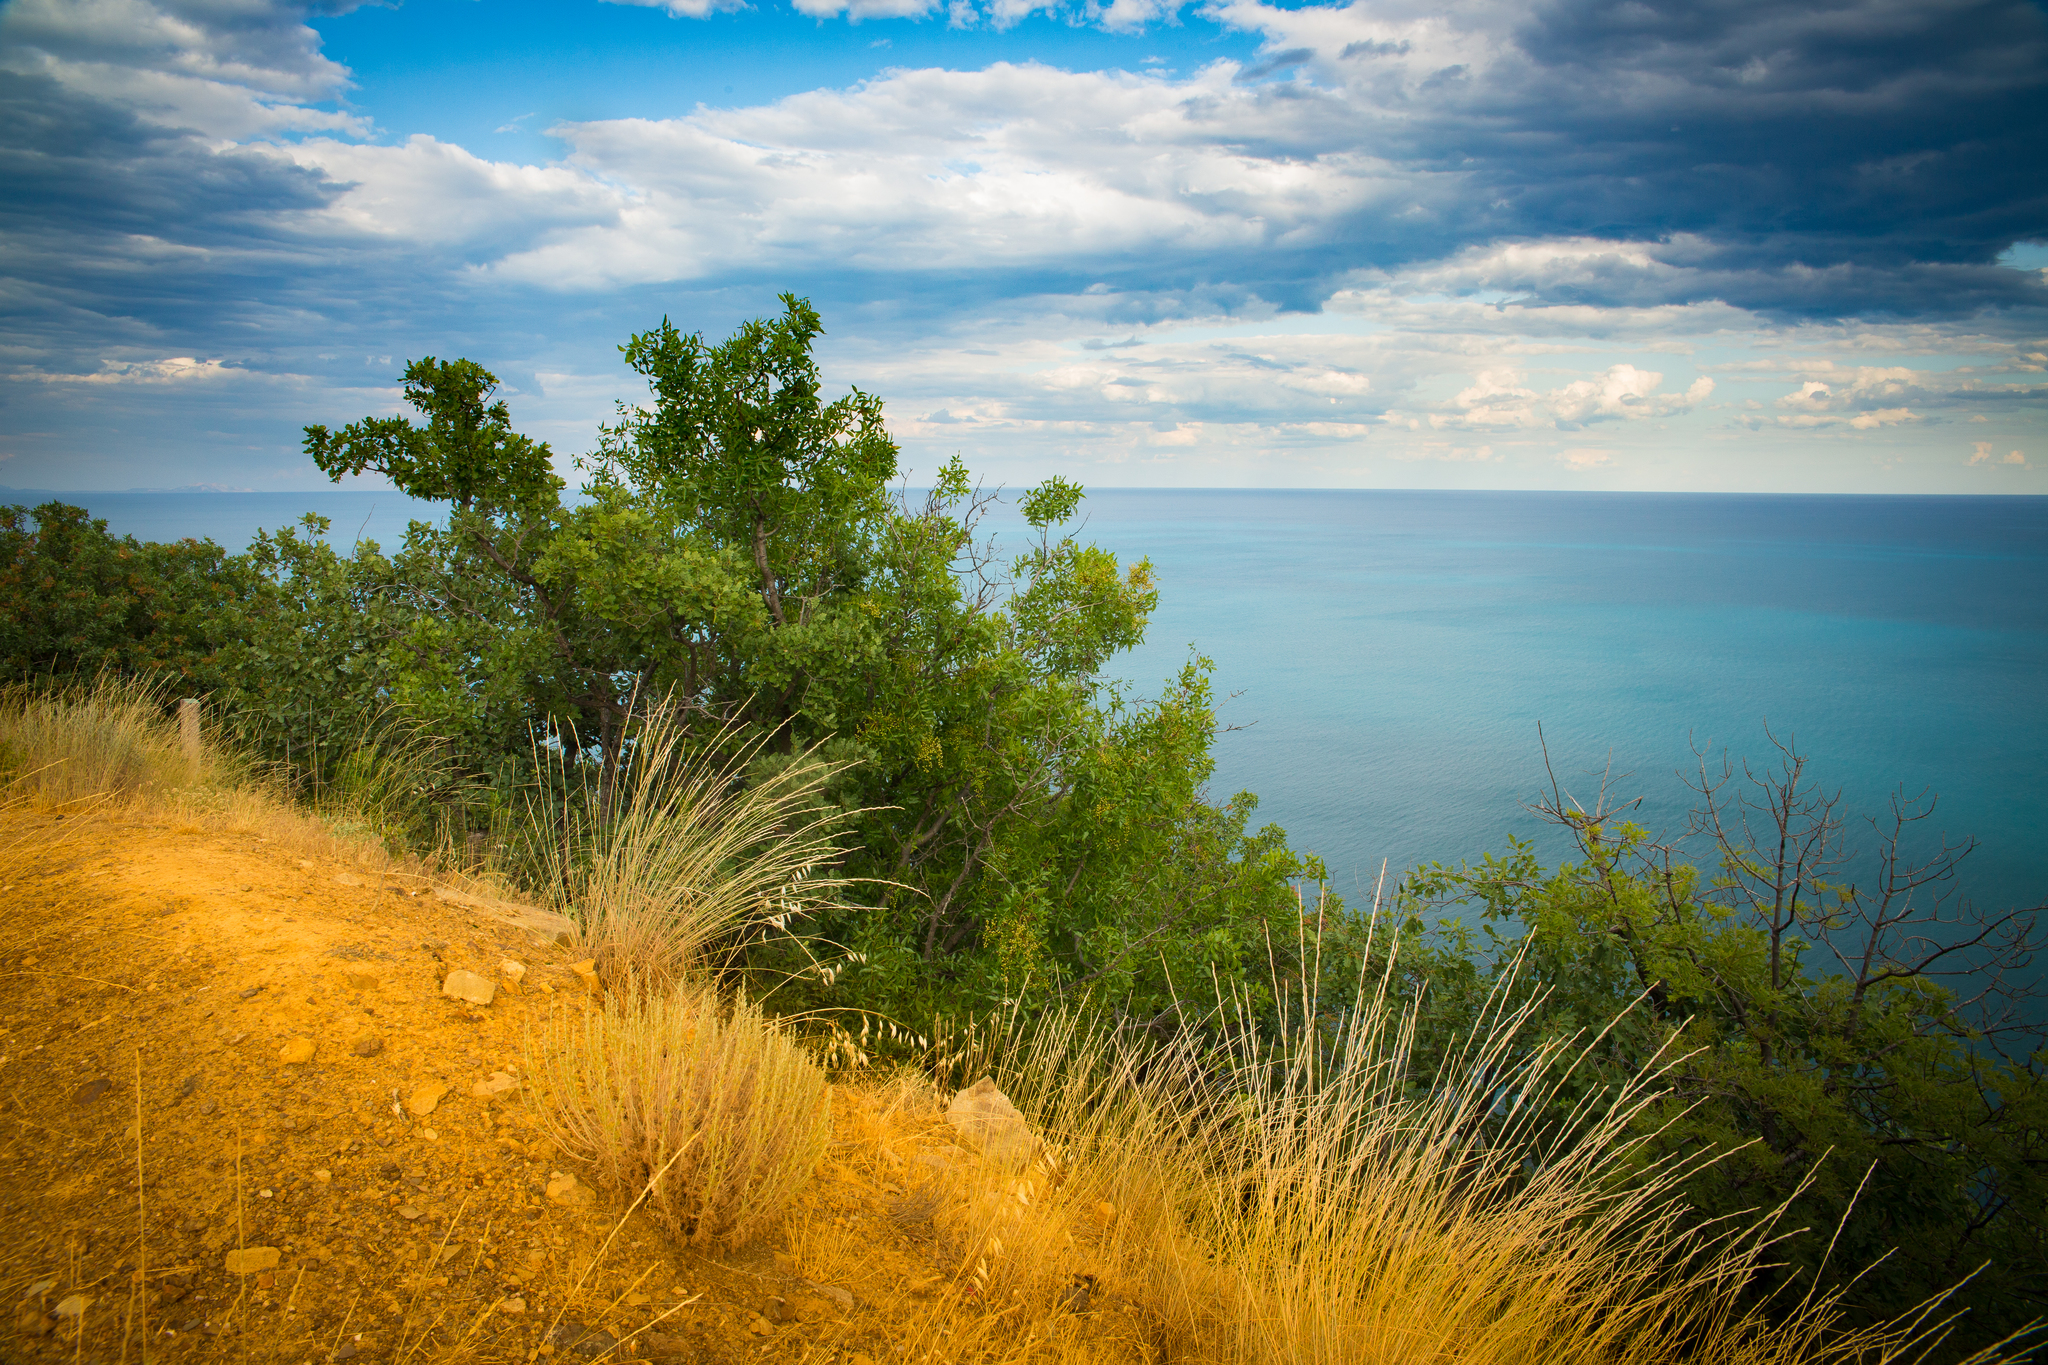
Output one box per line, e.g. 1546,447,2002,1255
0,675,213,806
793,946,2020,1365
530,979,834,1250
525,700,862,988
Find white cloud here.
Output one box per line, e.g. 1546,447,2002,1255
11,356,238,384
1970,441,2028,466
601,0,748,15
1433,364,1710,431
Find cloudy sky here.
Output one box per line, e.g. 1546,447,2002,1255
2,0,2044,492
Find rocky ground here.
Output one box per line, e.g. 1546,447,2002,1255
0,806,1159,1365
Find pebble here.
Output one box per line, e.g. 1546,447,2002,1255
73,1078,112,1104
568,959,600,991
406,1081,448,1116
334,872,365,887
15,1307,52,1337
809,1284,855,1310
278,1038,315,1065
471,1071,519,1099
544,1172,593,1208
52,1294,90,1320
441,970,496,1006
198,1099,218,1116
224,1247,279,1274
352,1036,385,1058
498,1297,527,1314
397,1205,423,1220
334,1342,359,1360
344,970,378,992
945,1077,1039,1169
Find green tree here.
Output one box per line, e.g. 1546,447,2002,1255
1404,735,2047,1358
0,501,253,689
294,297,1321,1021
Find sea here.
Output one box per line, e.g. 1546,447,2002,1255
12,486,2046,920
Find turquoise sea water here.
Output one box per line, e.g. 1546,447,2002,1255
19,487,2047,918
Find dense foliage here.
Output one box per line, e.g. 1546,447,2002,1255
4,298,2041,1359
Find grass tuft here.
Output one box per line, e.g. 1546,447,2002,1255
0,675,209,805
530,979,833,1249
523,700,862,988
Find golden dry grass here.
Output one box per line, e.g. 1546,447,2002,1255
530,980,834,1250
523,702,862,988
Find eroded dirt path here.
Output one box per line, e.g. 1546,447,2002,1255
0,809,1158,1365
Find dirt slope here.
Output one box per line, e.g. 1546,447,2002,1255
0,808,1156,1365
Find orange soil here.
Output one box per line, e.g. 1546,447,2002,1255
0,808,1159,1365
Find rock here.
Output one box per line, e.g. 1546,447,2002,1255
764,1296,791,1323
808,1284,855,1311
498,1297,526,1314
441,970,496,1006
198,1099,218,1116
224,1247,279,1274
501,959,527,988
545,1172,593,1208
255,1272,276,1290
406,1082,448,1116
334,1342,359,1360
352,1037,384,1058
344,970,378,992
471,1072,519,1100
278,1038,315,1065
16,1307,53,1336
567,959,599,992
52,1295,90,1320
397,1205,423,1220
313,1169,331,1182
334,872,365,887
73,1078,112,1104
945,1077,1039,1169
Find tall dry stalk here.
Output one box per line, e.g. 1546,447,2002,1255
523,701,862,987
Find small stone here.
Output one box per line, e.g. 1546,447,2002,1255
809,1284,855,1311
224,1247,280,1274
255,1271,276,1290
501,959,527,987
379,1163,402,1181
351,1036,385,1058
198,1099,218,1116
397,1205,423,1220
52,1295,90,1320
544,1172,593,1208
441,970,496,1006
747,1314,773,1337
313,1169,331,1182
15,1307,52,1336
334,872,365,887
945,1077,1039,1169
471,1071,519,1100
344,970,378,992
73,1078,112,1104
849,1355,877,1365
1094,1200,1117,1225
278,1038,315,1065
567,959,599,991
334,1342,359,1360
406,1081,448,1116
499,1296,527,1313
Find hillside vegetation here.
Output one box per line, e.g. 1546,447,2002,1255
3,297,2043,1359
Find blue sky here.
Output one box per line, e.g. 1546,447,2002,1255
1,0,2044,492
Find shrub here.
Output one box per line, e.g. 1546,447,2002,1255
530,981,831,1248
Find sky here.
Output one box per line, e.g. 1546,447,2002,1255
1,0,2045,493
